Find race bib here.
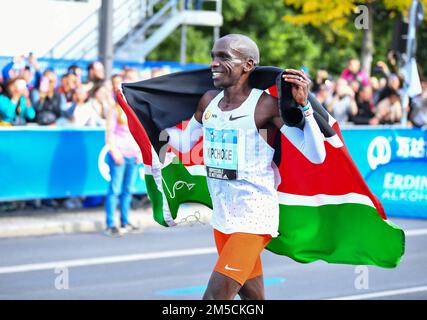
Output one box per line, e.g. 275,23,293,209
204,128,238,180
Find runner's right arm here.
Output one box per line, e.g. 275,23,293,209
165,90,217,153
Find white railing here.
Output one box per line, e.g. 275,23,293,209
44,0,222,61
116,0,222,61
45,0,153,60
116,0,179,56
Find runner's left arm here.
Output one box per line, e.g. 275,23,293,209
275,68,326,164
279,102,326,164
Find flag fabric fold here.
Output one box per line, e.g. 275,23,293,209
118,66,405,268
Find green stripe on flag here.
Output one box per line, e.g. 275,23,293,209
161,162,212,220
144,175,168,227
267,203,405,268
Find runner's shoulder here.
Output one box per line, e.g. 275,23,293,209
198,90,221,112
257,91,279,116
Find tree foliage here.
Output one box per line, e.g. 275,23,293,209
148,0,427,77
284,0,427,75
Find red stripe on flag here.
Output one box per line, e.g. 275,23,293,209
268,85,278,97
116,90,153,166
277,123,386,219
331,122,387,219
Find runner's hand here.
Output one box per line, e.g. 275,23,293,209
283,69,311,106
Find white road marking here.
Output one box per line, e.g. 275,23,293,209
0,227,426,275
0,247,216,275
405,228,427,237
327,285,427,300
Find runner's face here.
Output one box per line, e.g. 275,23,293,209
210,38,246,88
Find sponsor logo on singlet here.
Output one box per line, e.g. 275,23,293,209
204,110,212,121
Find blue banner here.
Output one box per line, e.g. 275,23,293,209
0,127,146,201
342,127,427,218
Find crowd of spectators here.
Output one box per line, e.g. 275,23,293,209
312,57,427,127
0,54,171,128
1,54,426,129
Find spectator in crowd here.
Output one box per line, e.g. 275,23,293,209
2,54,41,89
353,85,376,125
349,79,361,95
370,76,379,90
123,67,140,83
377,73,401,103
2,55,26,83
68,64,82,85
370,89,403,125
66,85,104,127
375,57,404,85
340,57,370,87
311,68,329,94
374,60,392,78
370,76,384,105
378,77,388,90
23,66,37,91
150,67,170,78
139,69,154,80
111,74,123,100
24,53,42,90
315,84,331,109
327,78,358,124
86,61,105,89
31,70,66,126
104,102,142,236
58,72,78,104
409,80,427,128
0,77,35,126
89,84,115,120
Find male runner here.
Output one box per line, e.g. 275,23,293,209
166,34,326,300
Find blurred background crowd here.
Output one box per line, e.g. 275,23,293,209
0,53,171,128
2,52,426,130
312,55,427,128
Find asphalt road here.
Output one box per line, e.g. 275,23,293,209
0,217,426,300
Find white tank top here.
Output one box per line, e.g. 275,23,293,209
202,88,279,237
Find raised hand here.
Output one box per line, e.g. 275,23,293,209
283,69,311,106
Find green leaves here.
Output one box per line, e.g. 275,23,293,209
148,0,426,78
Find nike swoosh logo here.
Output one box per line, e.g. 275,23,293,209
229,114,248,121
225,264,241,272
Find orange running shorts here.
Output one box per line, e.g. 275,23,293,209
213,229,272,286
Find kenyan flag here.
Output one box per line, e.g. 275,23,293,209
118,67,405,268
